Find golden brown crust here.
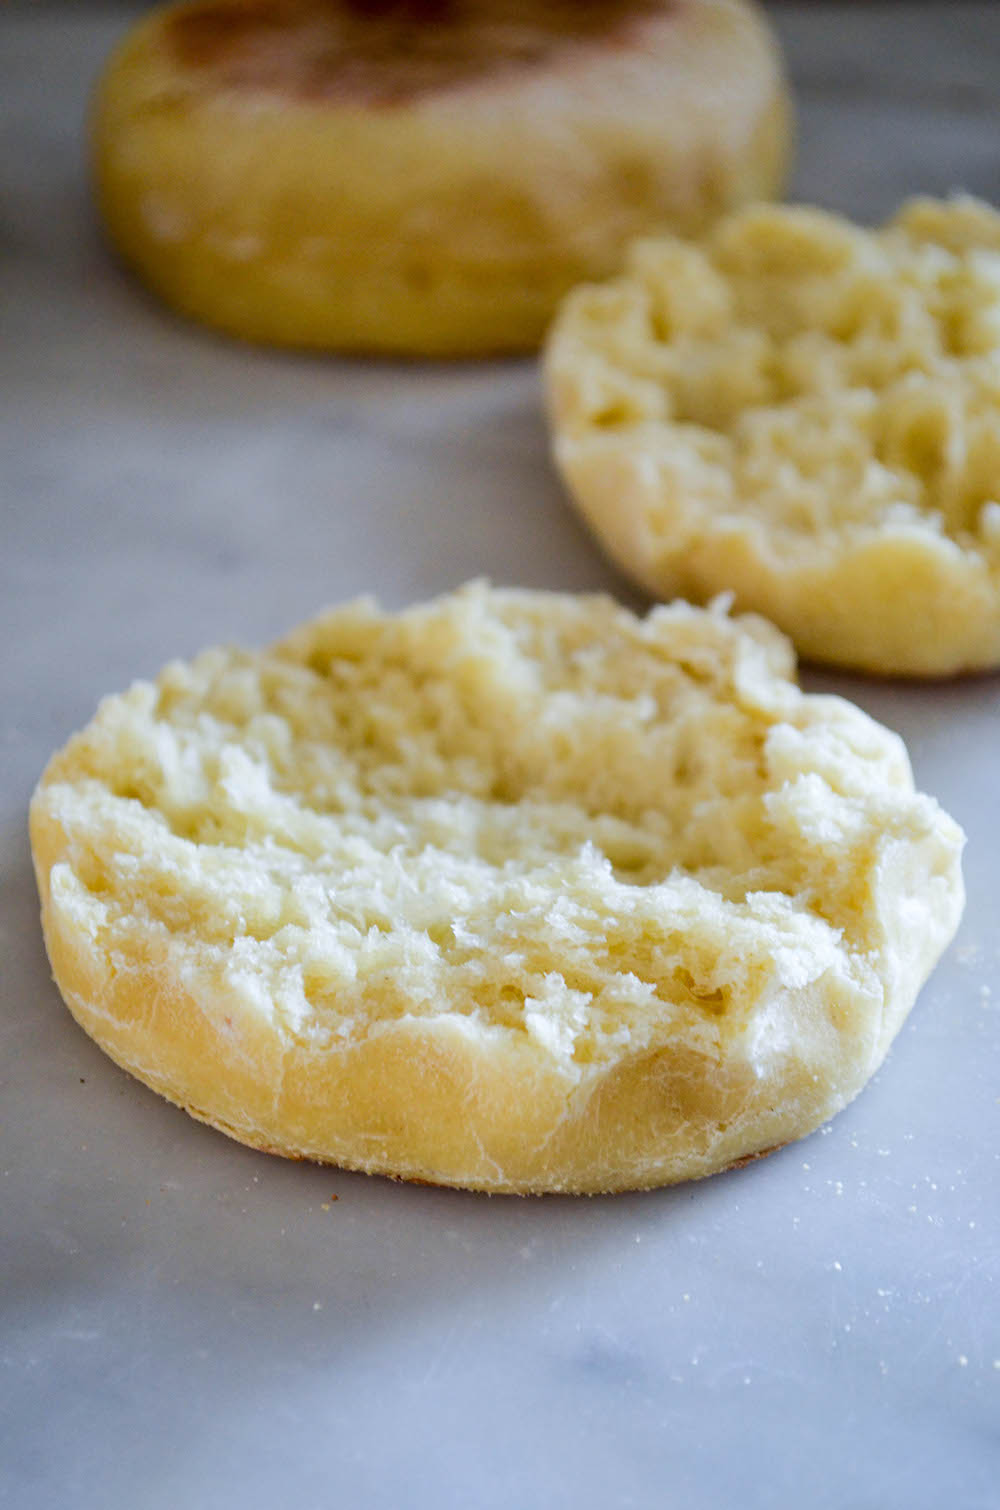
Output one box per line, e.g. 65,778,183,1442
167,0,674,105
722,1143,784,1172
92,0,791,355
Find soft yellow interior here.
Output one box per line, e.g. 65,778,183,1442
41,587,913,1069
559,198,1000,553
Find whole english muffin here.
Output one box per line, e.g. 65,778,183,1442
31,585,964,1193
91,0,790,356
545,197,1000,674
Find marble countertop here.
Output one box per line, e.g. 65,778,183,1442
2,5,998,1507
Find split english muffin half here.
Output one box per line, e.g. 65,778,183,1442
31,585,964,1192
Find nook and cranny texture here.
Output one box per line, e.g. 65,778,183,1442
545,197,1000,674
31,585,964,1192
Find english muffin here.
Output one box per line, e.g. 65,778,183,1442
545,197,1000,674
92,0,790,355
31,584,964,1192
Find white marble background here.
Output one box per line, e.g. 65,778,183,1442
2,6,999,1508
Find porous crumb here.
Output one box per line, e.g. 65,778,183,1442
546,197,1000,674
30,584,966,1192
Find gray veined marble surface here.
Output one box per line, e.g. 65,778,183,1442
2,5,999,1507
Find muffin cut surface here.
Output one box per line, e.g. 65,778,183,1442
31,585,964,1191
546,197,1000,673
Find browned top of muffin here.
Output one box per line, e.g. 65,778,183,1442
166,0,676,105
